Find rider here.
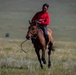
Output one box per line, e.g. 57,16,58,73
31,3,50,47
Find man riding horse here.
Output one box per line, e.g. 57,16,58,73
31,3,50,48
25,3,55,68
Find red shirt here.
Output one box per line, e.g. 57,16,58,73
31,11,50,25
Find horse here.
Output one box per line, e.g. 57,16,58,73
26,21,54,69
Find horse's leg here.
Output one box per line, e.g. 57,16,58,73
35,49,43,69
48,42,52,68
42,48,46,64
48,49,51,68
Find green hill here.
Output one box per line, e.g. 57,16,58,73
0,0,76,41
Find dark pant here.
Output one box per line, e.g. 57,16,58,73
39,25,49,45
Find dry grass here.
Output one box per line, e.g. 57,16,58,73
0,38,76,75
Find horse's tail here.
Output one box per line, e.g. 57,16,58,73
47,28,54,44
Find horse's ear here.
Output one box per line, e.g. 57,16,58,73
35,21,38,26
28,20,31,25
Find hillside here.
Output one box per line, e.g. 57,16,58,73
0,0,76,41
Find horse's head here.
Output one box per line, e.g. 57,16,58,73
26,21,38,40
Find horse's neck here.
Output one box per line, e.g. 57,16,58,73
37,28,45,40
38,28,44,35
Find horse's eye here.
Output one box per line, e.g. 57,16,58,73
32,28,34,30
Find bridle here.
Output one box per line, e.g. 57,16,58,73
28,25,39,40
20,26,38,53
31,30,38,39
20,21,39,53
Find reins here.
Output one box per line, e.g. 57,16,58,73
32,31,38,39
20,39,28,53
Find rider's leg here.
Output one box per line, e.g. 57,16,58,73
43,26,49,45
39,25,49,45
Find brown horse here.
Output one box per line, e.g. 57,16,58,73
26,21,54,69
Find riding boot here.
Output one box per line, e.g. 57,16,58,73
45,35,49,48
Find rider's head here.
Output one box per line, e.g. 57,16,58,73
42,3,49,12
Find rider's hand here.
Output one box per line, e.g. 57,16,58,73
36,21,41,24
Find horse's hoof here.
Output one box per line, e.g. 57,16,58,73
48,64,51,68
43,60,46,64
42,58,46,64
41,65,43,69
48,62,51,68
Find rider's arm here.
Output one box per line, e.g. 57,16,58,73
40,14,50,25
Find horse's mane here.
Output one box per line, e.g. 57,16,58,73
30,21,37,26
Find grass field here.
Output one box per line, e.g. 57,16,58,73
0,38,76,75
0,0,76,75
